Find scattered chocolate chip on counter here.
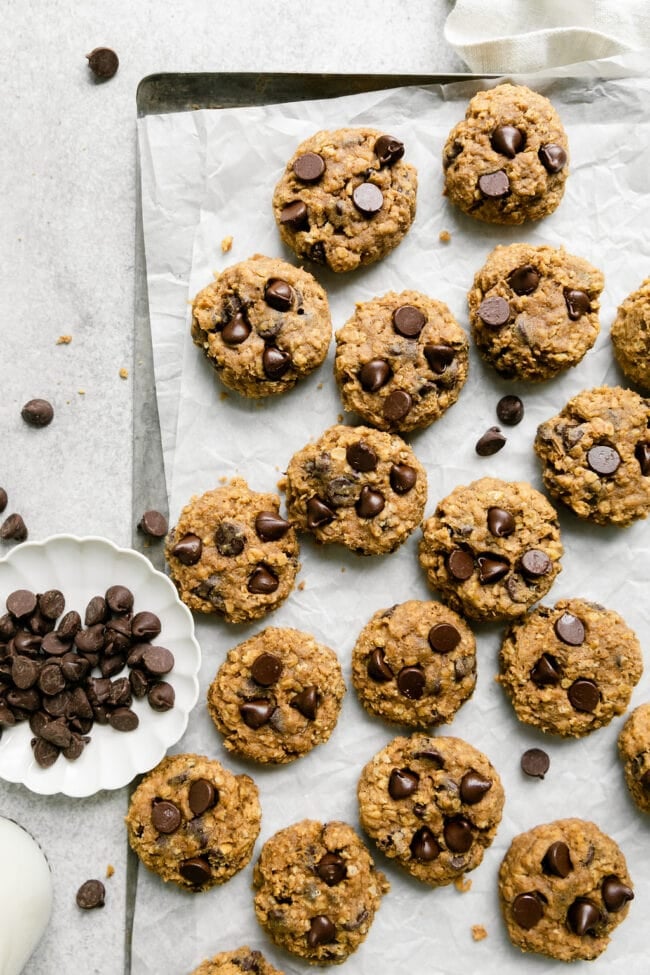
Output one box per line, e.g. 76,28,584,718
496,394,524,426
475,426,506,456
21,399,54,428
0,513,28,542
0,488,7,513
86,47,119,80
521,748,550,779
76,879,105,910
138,510,168,538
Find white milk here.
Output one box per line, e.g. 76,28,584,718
0,818,52,975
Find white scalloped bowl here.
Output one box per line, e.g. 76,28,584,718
0,535,200,797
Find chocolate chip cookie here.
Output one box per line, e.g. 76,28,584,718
418,477,563,622
165,478,300,623
191,255,331,397
499,818,634,961
282,424,427,556
443,83,569,225
618,704,650,814
469,243,603,381
253,819,389,965
351,600,476,728
357,734,504,886
611,278,650,391
272,127,417,273
534,385,650,526
334,290,469,431
189,947,283,975
207,627,345,764
499,598,642,737
125,753,261,892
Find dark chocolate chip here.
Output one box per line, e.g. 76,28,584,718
215,521,246,557
280,200,308,228
76,878,106,909
189,778,218,816
512,892,544,929
39,664,66,696
567,898,601,936
478,296,510,327
221,311,251,345
397,665,425,700
487,506,515,537
21,398,54,427
428,623,460,654
476,427,506,456
263,346,292,380
179,857,212,886
131,611,161,641
84,596,108,626
389,463,417,495
142,645,174,676
251,652,283,687
12,657,40,689
444,817,473,853
306,496,336,530
530,653,562,686
310,241,326,264
74,624,105,654
247,565,279,595
307,915,336,948
477,553,510,584
410,826,440,862
538,143,567,173
568,678,599,713
496,394,524,426
86,47,119,79
316,852,347,886
147,681,175,712
39,717,73,749
105,585,133,614
508,265,540,295
293,152,325,182
587,445,620,476
108,708,139,732
641,769,650,791
635,441,650,476
355,486,385,519
38,590,65,620
424,344,455,374
0,488,7,513
478,170,509,198
490,125,524,158
31,736,60,768
138,510,168,537
521,748,550,779
367,648,393,683
459,770,492,804
240,699,276,729
152,799,182,834
0,513,28,541
7,589,37,619
383,389,412,423
346,441,378,473
171,533,202,565
389,767,420,799
359,359,391,392
520,549,551,579
563,287,591,321
255,511,291,542
601,875,634,912
554,612,585,646
352,182,383,216
374,134,405,166
542,841,573,878
392,305,426,338
447,549,474,581
291,685,319,720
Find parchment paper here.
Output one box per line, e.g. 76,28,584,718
135,75,650,975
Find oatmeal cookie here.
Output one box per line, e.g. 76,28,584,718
618,703,650,814
611,278,650,391
189,947,283,975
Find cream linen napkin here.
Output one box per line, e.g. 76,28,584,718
444,0,650,73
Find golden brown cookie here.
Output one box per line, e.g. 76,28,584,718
499,818,634,961
166,478,300,622
357,734,504,887
499,599,642,737
443,83,569,225
419,477,563,622
272,127,417,273
207,627,345,764
468,243,603,381
253,819,389,965
611,278,650,391
188,946,283,975
351,600,476,729
191,255,331,398
534,385,650,526
618,703,650,813
125,753,261,892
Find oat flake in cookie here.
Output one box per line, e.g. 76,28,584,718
499,818,633,961
443,84,569,225
189,946,284,975
611,277,650,391
207,627,345,764
125,753,261,892
357,734,504,887
535,385,650,526
253,819,388,965
499,598,642,738
351,600,476,729
283,424,427,556
419,477,562,623
334,290,469,432
191,255,331,398
469,243,603,381
618,704,650,814
272,127,417,273
165,478,299,622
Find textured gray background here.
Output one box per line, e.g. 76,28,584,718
0,3,463,972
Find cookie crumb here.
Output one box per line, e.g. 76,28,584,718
219,391,229,401
56,334,72,345
455,876,472,893
78,389,86,396
119,367,129,380
298,581,306,591
340,567,346,573
439,229,451,243
221,235,233,253
472,924,488,941
317,382,323,390
106,864,115,878
218,476,228,484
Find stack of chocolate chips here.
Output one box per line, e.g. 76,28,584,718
0,585,175,768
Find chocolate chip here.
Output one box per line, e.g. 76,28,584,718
424,344,455,374
222,310,251,346
496,394,524,426
487,506,515,537
352,182,383,216
108,708,139,732
389,463,417,495
459,770,492,804
106,585,133,614
490,125,524,158
280,200,308,229
240,699,275,729
478,296,510,327
567,898,601,936
641,769,650,791
31,736,60,767
215,521,246,557
428,623,460,654
316,852,347,886
355,486,384,519
346,441,378,473
131,611,161,641
477,553,510,583
508,265,540,295
147,681,175,711
307,915,336,947
21,398,54,427
251,652,283,687
291,685,319,720
7,589,37,619
189,779,218,816
142,645,174,676
293,152,325,182
247,565,279,594
74,624,105,654
76,879,106,910
383,389,412,423
568,678,599,713
447,549,474,581
84,596,108,627
538,143,567,174
254,511,291,543
86,47,119,79
587,444,620,476
512,892,544,929
39,664,66,696
12,657,40,689
478,170,509,198
306,496,336,530
397,664,425,700
0,513,27,541
310,241,326,264
530,653,562,686
601,875,634,912
444,817,473,853
374,134,405,166
359,359,391,392
392,305,426,338
520,549,551,579
542,841,573,878
554,612,585,646
179,857,212,886
152,799,182,834
138,509,168,538
410,826,440,862
263,346,292,380
0,488,7,513
171,533,202,565
476,427,506,456
521,747,550,779
57,610,81,640
37,590,65,620
263,278,295,314
367,648,393,682
563,287,591,321
388,767,419,799
635,441,650,475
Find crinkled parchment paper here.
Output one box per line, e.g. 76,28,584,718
135,74,650,975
